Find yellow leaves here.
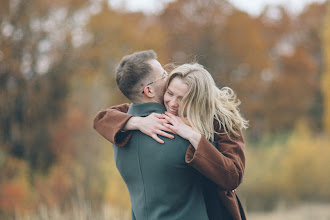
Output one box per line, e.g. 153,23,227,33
322,2,330,134
34,164,74,206
99,142,130,210
241,120,330,208
242,143,283,207
105,176,130,210
278,121,317,200
0,156,28,180
0,156,75,213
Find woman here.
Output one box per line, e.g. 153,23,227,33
94,63,248,220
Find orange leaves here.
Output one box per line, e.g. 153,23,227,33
0,180,30,212
0,156,75,214
0,157,31,213
34,165,74,207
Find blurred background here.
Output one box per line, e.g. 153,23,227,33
0,0,329,219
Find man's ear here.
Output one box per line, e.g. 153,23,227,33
142,86,155,98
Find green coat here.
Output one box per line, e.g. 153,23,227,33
113,102,209,220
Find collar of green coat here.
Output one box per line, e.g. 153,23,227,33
127,102,166,117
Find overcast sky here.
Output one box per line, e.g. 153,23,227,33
109,0,328,16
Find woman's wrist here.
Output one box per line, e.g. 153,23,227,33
123,117,142,131
187,130,202,150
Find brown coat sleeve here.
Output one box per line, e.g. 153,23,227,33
185,121,245,191
93,103,133,147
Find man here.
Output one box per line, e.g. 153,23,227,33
94,50,209,220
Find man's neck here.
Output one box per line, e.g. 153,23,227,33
127,102,166,117
133,97,162,105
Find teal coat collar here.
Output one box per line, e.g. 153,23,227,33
127,102,166,117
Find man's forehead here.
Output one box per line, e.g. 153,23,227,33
147,59,160,66
148,59,163,73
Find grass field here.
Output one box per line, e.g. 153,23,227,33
8,202,330,220
247,203,330,220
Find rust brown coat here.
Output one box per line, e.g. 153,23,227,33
93,103,247,220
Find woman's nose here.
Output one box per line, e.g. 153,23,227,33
169,99,178,107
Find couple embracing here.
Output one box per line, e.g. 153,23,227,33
93,50,248,220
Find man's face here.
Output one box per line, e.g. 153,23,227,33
146,59,168,103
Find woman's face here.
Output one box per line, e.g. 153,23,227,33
164,77,189,116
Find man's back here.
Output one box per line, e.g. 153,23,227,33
113,103,208,220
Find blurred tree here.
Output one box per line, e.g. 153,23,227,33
258,5,292,48
160,0,234,69
297,2,328,130
265,46,318,131
0,157,31,213
322,2,330,134
220,10,272,138
0,0,88,172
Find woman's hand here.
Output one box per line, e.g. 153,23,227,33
135,113,174,144
160,112,193,140
162,112,202,149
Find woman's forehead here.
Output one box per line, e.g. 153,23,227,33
168,77,189,94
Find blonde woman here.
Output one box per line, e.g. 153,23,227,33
94,63,248,220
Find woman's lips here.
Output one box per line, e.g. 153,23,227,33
167,107,178,115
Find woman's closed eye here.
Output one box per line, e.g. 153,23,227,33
166,90,173,96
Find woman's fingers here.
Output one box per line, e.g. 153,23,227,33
153,113,164,119
164,123,177,134
158,119,169,124
165,112,183,125
164,111,176,119
157,124,174,134
151,134,164,144
162,113,176,125
157,114,167,119
157,130,174,139
150,128,175,144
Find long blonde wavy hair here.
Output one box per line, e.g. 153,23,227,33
166,63,248,141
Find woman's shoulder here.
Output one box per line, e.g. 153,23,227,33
213,119,243,142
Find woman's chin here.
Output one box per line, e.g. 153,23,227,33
165,105,178,116
168,110,178,116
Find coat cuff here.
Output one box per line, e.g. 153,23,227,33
112,114,134,147
185,135,213,165
185,144,196,163
114,130,133,147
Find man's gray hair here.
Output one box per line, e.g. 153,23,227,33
116,50,157,101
